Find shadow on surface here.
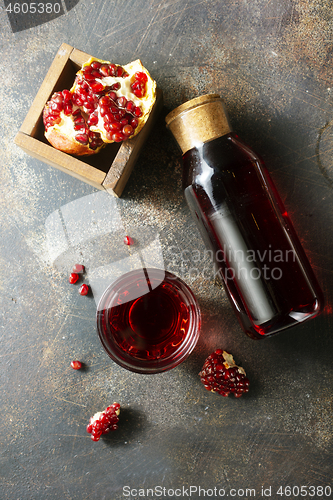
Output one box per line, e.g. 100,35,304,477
102,407,148,445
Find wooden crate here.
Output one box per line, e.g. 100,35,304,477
14,43,163,196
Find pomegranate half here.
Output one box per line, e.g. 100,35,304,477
43,58,156,156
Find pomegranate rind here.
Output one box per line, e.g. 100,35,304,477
43,105,104,156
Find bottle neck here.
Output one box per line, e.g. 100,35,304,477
166,95,232,154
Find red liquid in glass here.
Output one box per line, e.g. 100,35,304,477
97,269,201,373
183,133,324,339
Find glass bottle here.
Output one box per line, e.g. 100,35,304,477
166,94,324,339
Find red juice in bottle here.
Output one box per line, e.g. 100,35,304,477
166,95,324,339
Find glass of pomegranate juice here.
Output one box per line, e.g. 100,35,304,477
96,268,201,373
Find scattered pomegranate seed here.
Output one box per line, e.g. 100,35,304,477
71,360,82,370
78,284,89,296
199,349,250,397
87,403,120,442
69,273,79,284
73,264,85,273
123,235,134,246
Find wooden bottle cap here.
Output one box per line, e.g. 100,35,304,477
165,94,232,154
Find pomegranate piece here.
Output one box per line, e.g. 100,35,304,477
69,273,79,284
71,360,82,370
78,284,89,296
43,57,156,156
199,349,250,397
123,235,134,246
87,403,120,442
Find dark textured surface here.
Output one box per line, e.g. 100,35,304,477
0,1,332,499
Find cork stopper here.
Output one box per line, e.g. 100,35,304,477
165,94,232,154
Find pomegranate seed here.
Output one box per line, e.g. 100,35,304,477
99,105,109,117
74,115,85,123
130,118,139,128
199,349,250,397
133,88,145,98
126,100,135,113
123,235,134,245
109,121,122,131
83,72,96,81
71,360,82,370
86,403,120,442
75,134,89,145
78,284,89,296
50,101,63,112
104,113,115,124
108,91,117,102
134,107,142,117
84,102,95,112
120,118,129,126
62,89,71,101
99,95,111,106
112,132,125,142
99,64,110,77
111,82,121,91
116,66,124,77
64,103,73,115
131,81,141,90
73,264,85,273
89,131,101,140
88,113,98,126
122,124,133,136
117,96,127,108
90,61,101,70
69,273,79,284
108,64,116,76
135,71,148,82
72,108,81,116
90,82,104,93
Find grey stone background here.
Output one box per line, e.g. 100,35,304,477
0,1,332,499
